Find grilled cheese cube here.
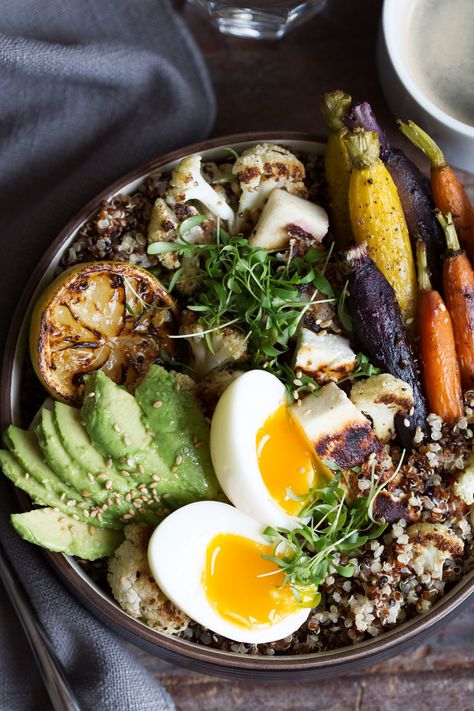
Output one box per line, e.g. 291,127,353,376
350,374,414,443
294,328,357,384
291,382,381,468
249,188,328,250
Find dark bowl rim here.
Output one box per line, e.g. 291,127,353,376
2,130,473,675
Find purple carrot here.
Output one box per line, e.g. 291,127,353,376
347,102,444,290
344,244,427,448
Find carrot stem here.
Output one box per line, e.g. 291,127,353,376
416,239,432,293
398,120,446,169
344,129,380,170
436,211,461,252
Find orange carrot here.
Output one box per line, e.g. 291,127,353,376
439,212,474,389
398,120,474,264
416,238,463,421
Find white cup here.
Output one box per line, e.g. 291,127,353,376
378,0,474,171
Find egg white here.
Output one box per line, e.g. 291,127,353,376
147,501,310,644
210,369,305,529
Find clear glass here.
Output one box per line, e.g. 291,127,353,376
189,0,327,40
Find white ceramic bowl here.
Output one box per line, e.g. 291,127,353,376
378,0,474,171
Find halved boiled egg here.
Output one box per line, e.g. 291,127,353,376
148,501,312,643
210,370,329,529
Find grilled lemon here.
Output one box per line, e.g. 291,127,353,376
30,262,176,404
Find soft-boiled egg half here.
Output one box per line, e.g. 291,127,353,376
148,501,312,643
210,369,329,529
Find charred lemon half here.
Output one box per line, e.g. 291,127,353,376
30,262,176,404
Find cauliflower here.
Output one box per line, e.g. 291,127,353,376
147,198,180,269
406,523,464,580
166,154,234,223
232,143,307,234
179,310,248,377
453,455,474,505
147,197,215,272
197,368,243,412
108,524,189,634
350,374,414,443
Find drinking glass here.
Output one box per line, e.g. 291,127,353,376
189,0,326,40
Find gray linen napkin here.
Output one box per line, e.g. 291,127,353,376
0,0,216,708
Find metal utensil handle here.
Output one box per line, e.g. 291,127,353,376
0,542,81,711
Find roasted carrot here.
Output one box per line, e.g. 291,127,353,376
439,212,474,389
398,120,474,264
321,90,353,250
344,128,417,326
416,239,463,422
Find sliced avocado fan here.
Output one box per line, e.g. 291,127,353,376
1,365,218,560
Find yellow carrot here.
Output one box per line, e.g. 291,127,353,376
344,129,417,326
321,90,353,250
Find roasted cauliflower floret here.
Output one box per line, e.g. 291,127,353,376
147,197,215,272
406,522,464,580
197,368,243,412
232,143,307,234
453,455,474,505
179,311,248,377
350,374,414,444
107,524,189,634
166,154,234,223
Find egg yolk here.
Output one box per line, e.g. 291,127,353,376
256,405,320,515
203,533,297,629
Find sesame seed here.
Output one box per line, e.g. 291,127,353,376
122,514,132,521
66,499,76,507
293,378,303,387
105,480,113,490
53,507,60,513
153,401,163,408
125,493,132,502
403,418,410,427
152,474,161,482
293,391,299,400
128,508,135,516
82,491,91,498
77,502,85,509
123,436,131,447
113,423,121,433
97,473,107,480
88,391,96,398
171,465,178,473
72,514,80,521
24,472,30,480
58,516,66,523
119,575,126,586
106,458,113,468
97,512,103,522
176,455,183,465
138,464,145,475
87,472,94,483
175,382,181,391
83,510,90,518
88,526,96,536
126,458,134,468
69,525,78,534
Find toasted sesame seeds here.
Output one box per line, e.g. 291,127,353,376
125,493,132,502
105,480,113,490
88,391,96,398
24,472,30,480
138,464,145,475
126,458,134,468
97,473,107,480
87,472,95,483
88,526,96,536
152,474,161,482
171,465,178,473
176,455,183,466
122,514,133,521
106,458,113,468
113,423,121,433
82,490,91,498
123,436,131,447
69,525,78,534
72,514,80,521
66,499,76,507
97,512,103,522
128,508,135,516
83,509,90,518
293,378,303,387
153,400,163,408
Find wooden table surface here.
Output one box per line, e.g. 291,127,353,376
131,1,474,708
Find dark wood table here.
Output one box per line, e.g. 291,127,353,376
132,1,474,708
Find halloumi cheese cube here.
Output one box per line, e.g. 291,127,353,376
350,374,414,443
249,188,328,250
291,382,380,468
294,328,357,384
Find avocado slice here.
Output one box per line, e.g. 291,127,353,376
11,508,123,560
135,365,219,500
4,426,83,502
0,450,92,523
81,371,168,475
54,402,130,495
81,371,204,508
35,408,106,500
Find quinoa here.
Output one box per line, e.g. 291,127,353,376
66,151,474,656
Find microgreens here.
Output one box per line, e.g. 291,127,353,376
262,451,405,598
123,276,151,318
148,225,333,388
338,353,381,384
